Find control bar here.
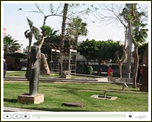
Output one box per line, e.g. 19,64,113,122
32,114,126,118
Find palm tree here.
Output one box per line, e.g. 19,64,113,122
59,3,69,75
66,16,88,49
134,23,148,45
3,35,21,55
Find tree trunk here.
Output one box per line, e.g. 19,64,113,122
68,49,71,72
115,47,127,78
40,53,50,75
133,45,139,88
126,28,132,78
115,28,127,78
59,3,69,75
128,21,138,88
119,62,123,78
75,36,78,49
38,36,46,49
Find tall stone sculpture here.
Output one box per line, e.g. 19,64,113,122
18,45,44,104
28,46,41,95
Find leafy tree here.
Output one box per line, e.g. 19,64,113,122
95,3,148,79
66,16,88,49
78,39,97,61
3,35,21,54
78,39,123,74
21,3,98,75
134,23,148,45
120,4,148,88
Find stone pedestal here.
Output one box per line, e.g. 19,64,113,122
18,93,44,104
140,66,148,92
60,71,71,78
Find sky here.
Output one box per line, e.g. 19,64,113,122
2,1,151,51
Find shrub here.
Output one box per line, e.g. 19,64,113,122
86,66,93,75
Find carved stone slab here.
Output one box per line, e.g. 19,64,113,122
18,93,44,104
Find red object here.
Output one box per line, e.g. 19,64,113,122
108,67,113,76
3,28,6,35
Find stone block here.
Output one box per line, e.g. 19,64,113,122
18,93,44,104
60,71,71,78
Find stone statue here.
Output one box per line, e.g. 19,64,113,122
26,46,41,95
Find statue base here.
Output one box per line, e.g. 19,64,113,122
18,93,44,104
60,71,71,78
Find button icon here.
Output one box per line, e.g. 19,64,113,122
22,114,30,119
13,114,21,119
129,115,132,118
3,114,12,119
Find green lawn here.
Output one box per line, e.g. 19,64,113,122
4,81,148,112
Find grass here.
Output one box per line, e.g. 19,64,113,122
4,81,148,112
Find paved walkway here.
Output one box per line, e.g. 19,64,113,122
4,76,110,83
4,76,134,85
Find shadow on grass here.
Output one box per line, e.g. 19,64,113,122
4,98,18,103
54,85,106,92
54,85,144,95
102,89,146,95
25,107,89,112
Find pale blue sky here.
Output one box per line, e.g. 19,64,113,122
2,1,150,51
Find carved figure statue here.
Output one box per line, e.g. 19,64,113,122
26,46,41,95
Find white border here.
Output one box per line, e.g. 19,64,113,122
1,1,151,121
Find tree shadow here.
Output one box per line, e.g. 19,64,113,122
54,85,106,92
4,98,18,103
106,89,146,95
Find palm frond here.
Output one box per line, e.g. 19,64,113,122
26,17,33,29
31,26,41,41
